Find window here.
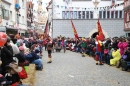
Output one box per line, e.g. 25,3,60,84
66,11,70,19
111,11,114,18
22,16,24,24
3,9,9,19
115,11,118,18
4,10,8,17
90,11,93,19
86,11,89,19
129,12,130,21
78,11,81,19
70,11,73,19
82,11,85,19
22,0,24,8
99,11,102,19
62,11,65,19
119,11,122,18
103,11,106,18
127,12,129,21
107,11,110,18
10,11,12,21
73,11,77,19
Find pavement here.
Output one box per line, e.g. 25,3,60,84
35,49,130,86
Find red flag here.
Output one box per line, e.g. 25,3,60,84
43,20,49,39
71,20,79,40
97,19,104,41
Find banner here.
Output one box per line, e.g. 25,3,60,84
71,20,79,40
97,19,104,41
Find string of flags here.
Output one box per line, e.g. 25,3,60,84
53,2,124,11
32,0,124,14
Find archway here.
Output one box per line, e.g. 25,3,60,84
91,32,98,38
88,29,109,38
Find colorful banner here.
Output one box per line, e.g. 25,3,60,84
71,20,79,40
97,19,105,41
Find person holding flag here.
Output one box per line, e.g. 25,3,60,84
95,35,104,65
95,19,105,65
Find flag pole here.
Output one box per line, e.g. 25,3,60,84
52,0,54,39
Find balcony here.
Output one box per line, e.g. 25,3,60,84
124,0,130,10
2,0,12,5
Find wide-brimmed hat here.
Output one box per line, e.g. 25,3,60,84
6,62,22,73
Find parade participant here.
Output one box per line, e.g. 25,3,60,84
47,38,53,63
44,38,47,51
1,37,13,75
95,35,103,65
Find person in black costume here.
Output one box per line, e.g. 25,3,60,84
0,37,13,75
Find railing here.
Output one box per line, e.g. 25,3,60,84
124,0,130,9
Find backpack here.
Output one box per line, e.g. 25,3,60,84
18,67,27,79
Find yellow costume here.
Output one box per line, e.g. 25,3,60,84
110,50,121,66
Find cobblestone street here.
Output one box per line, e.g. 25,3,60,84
35,50,130,86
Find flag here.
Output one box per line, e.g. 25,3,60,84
97,19,105,41
43,20,49,39
71,20,79,40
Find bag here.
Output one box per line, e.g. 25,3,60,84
122,54,127,60
18,67,27,79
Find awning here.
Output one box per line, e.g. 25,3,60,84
0,26,6,32
6,27,18,31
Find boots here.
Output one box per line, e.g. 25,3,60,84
47,57,52,63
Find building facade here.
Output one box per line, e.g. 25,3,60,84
52,0,124,38
124,0,130,37
0,0,27,35
0,0,12,33
46,0,52,37
16,0,27,35
32,0,38,31
37,0,47,33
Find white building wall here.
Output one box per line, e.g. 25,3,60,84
18,0,27,31
32,0,38,23
53,0,124,19
9,0,16,25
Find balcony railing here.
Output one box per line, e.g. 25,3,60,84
124,0,130,9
